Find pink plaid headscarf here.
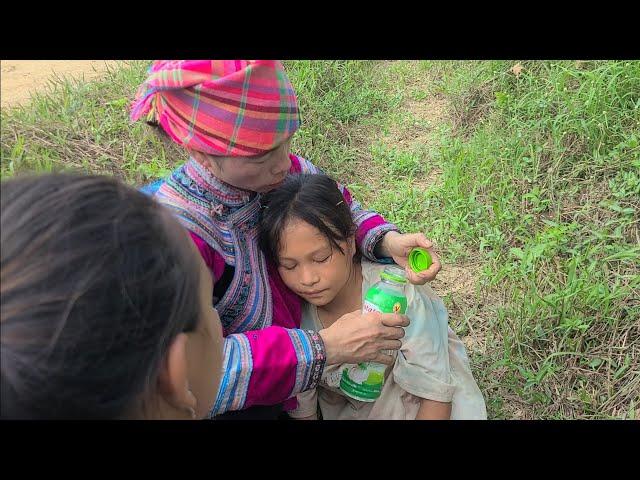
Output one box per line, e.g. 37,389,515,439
130,60,300,157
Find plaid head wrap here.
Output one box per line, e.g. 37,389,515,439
130,60,300,157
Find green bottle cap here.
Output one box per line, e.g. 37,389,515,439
408,248,432,273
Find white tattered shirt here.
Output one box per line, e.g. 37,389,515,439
289,261,487,420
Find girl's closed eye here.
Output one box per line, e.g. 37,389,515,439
315,254,332,263
281,262,297,271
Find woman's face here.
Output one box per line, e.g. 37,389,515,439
276,219,355,308
196,138,293,193
184,235,224,419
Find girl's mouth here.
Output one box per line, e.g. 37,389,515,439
300,289,328,297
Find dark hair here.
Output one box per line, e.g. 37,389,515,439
259,174,357,265
0,174,201,419
146,119,166,137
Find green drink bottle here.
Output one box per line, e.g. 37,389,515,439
339,265,408,402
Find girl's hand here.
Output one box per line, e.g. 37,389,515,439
379,231,442,285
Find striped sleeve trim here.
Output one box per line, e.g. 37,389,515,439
210,334,253,416
361,222,399,262
287,329,327,395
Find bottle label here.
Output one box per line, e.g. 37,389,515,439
362,300,380,314
340,300,386,401
339,282,406,402
339,363,385,402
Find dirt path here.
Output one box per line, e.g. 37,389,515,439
367,62,493,357
1,60,122,108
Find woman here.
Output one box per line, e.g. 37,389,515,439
131,60,442,418
1,174,224,419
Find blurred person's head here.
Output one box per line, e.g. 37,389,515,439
1,174,223,419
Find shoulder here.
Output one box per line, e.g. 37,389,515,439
360,260,387,289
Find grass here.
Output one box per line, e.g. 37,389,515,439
1,60,638,419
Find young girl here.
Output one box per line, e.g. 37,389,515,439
259,174,487,420
131,60,441,418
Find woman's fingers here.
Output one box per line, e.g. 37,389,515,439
372,352,395,366
378,312,409,328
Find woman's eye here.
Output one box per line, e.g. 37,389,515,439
315,255,331,263
281,264,296,271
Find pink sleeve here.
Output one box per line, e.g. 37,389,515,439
213,327,325,414
189,221,325,415
245,327,305,407
288,153,302,173
189,231,226,281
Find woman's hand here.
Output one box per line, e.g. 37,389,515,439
319,310,409,366
379,231,442,285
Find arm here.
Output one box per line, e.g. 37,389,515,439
190,232,327,416
291,155,441,283
212,327,326,416
207,269,407,415
416,399,452,420
392,284,456,418
190,232,408,416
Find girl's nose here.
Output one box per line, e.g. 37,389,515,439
299,265,320,287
